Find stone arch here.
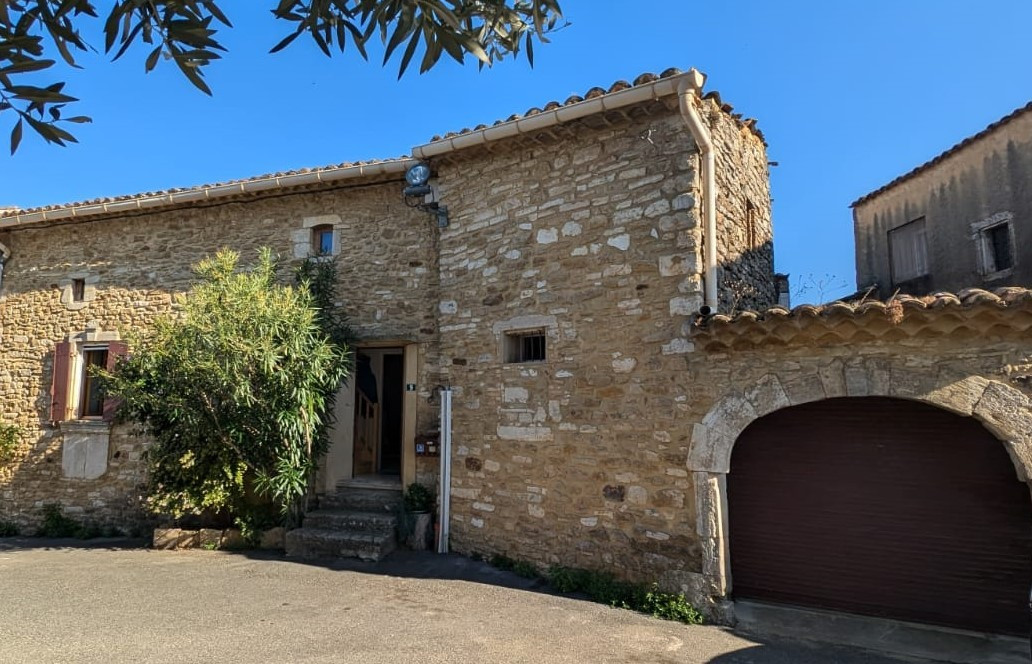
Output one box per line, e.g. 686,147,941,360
681,362,1032,619
689,369,1032,481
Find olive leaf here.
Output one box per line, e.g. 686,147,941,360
2,1,566,152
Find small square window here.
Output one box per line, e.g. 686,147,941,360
71,278,86,302
312,224,334,256
504,330,546,363
79,348,109,418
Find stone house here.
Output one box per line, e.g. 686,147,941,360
2,67,1032,648
852,102,1032,298
0,67,772,543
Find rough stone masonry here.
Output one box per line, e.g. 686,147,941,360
0,69,782,615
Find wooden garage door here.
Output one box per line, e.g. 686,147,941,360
728,397,1032,635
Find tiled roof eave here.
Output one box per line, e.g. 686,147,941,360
851,101,1032,207
0,158,417,229
691,288,1032,350
0,65,768,229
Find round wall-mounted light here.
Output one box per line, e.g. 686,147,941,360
405,163,431,187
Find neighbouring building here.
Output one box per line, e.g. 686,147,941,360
852,102,1032,298
2,67,1032,650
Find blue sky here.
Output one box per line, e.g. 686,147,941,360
4,1,1030,302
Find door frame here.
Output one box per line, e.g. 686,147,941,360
321,341,419,492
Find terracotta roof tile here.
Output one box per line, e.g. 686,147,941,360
3,67,766,224
692,288,1032,350
426,68,766,145
0,156,412,220
851,101,1032,207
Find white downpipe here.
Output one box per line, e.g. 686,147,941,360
677,73,719,311
437,387,453,554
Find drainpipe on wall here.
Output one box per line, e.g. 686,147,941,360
437,386,453,554
677,71,719,312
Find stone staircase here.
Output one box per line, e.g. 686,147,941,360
285,478,402,562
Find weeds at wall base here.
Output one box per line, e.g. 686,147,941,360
35,504,125,539
483,553,703,625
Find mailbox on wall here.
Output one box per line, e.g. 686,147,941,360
415,432,440,457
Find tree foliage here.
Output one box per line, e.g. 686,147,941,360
0,1,565,153
102,248,350,522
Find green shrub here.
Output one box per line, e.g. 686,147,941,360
100,249,351,525
0,521,20,537
638,585,704,624
35,504,111,540
37,504,82,538
512,560,541,579
544,564,703,624
403,483,434,512
234,508,281,548
489,554,516,571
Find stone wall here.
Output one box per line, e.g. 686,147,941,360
0,180,440,529
0,88,777,566
432,97,771,580
709,101,776,312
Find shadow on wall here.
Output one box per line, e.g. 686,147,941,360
716,239,777,315
0,283,183,532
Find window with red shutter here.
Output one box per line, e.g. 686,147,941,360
102,341,129,421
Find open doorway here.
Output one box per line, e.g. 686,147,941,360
353,348,404,477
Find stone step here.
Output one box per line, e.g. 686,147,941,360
303,509,397,535
284,527,396,562
321,487,403,513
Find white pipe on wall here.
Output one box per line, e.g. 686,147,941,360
437,387,453,554
677,72,719,311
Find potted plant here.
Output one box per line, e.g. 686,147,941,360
402,483,434,551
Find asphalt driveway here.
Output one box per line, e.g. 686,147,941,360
0,539,917,664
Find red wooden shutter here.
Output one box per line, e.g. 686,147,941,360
102,341,129,422
50,341,71,422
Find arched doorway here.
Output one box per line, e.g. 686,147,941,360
727,397,1032,635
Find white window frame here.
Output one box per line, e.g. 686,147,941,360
58,272,99,311
971,211,1016,279
292,214,341,259
61,325,120,423
71,344,110,420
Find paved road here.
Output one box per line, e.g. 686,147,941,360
0,539,917,664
